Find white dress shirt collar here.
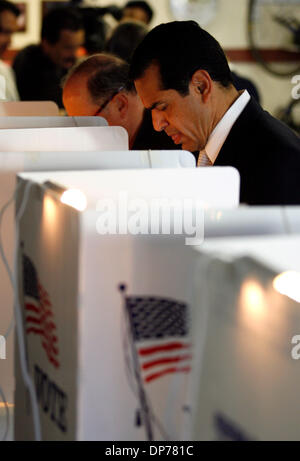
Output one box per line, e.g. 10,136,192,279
205,90,251,165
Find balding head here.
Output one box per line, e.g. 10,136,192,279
63,53,135,115
63,61,93,116
63,53,144,147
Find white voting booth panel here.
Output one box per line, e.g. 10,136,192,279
17,149,195,170
0,101,59,116
14,168,239,441
18,167,239,207
0,150,195,173
204,207,300,237
188,235,300,441
0,126,128,152
0,149,195,439
0,125,128,416
21,149,196,170
146,150,196,168
0,116,108,129
284,208,300,234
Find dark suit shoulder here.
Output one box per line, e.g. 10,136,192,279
235,98,298,145
215,97,300,205
217,98,300,165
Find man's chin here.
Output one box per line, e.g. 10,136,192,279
181,141,198,152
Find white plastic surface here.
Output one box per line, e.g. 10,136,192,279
203,207,300,238
199,234,300,273
19,167,240,208
0,126,128,151
0,116,108,129
190,236,300,440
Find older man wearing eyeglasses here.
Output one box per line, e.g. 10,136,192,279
62,53,177,150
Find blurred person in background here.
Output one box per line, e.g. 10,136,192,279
68,0,122,50
121,1,153,25
13,7,84,108
105,20,148,63
80,9,108,55
68,2,121,55
63,53,177,151
0,0,20,100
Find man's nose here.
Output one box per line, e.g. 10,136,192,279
152,110,168,132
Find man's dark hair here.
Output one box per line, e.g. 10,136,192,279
41,7,83,44
105,20,148,63
64,53,135,104
123,1,153,24
0,0,20,17
130,20,233,95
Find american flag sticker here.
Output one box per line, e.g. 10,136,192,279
23,254,60,369
125,296,191,384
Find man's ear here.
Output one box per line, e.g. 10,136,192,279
191,70,212,102
113,93,129,119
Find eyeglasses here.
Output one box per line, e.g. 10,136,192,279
93,86,124,116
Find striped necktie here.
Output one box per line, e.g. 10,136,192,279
197,150,213,167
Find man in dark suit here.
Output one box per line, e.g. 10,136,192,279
130,21,300,205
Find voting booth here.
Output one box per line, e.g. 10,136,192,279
0,125,127,420
203,207,300,238
0,126,128,152
0,101,59,116
187,236,300,441
13,168,239,441
0,148,195,439
11,166,300,440
0,116,108,129
0,150,195,173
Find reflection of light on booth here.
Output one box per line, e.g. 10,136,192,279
239,279,266,322
61,189,87,212
273,271,300,303
0,403,14,408
42,194,61,253
43,195,57,225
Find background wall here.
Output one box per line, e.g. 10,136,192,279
10,0,297,116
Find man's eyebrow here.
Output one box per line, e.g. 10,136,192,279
145,101,164,111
